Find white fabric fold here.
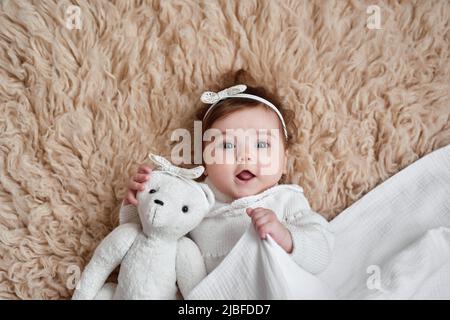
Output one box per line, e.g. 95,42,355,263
353,227,450,299
187,224,336,300
318,144,450,299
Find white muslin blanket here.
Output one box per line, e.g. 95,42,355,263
187,144,450,300
187,224,336,300
318,144,450,299
352,226,450,299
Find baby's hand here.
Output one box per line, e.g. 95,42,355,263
123,164,153,206
246,207,293,254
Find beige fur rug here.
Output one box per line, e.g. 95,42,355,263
0,0,449,299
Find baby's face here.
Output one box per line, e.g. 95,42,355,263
203,105,288,200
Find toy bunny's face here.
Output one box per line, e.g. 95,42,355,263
136,172,214,239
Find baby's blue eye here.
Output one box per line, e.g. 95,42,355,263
256,141,270,148
223,142,235,149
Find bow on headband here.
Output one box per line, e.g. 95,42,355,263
200,84,247,104
148,153,204,180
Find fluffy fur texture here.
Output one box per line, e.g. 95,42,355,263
0,0,449,299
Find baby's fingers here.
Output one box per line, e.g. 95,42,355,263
257,224,269,239
257,222,275,239
129,180,145,192
137,165,153,174
254,214,272,228
133,173,150,183
125,190,138,206
250,209,270,221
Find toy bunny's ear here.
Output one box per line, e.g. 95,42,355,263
148,153,171,170
148,153,204,180
198,183,215,209
180,165,204,179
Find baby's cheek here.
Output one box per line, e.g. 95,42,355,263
258,152,283,176
203,146,222,165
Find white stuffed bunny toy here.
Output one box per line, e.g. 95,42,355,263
72,153,214,299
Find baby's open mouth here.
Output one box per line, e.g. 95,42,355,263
236,170,256,181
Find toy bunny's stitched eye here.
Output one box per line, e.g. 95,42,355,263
182,205,189,213
149,189,156,194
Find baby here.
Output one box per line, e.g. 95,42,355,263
122,82,334,276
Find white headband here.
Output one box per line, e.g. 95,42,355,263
200,84,288,141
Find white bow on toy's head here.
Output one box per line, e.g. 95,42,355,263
148,153,204,180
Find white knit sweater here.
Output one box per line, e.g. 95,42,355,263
119,177,334,275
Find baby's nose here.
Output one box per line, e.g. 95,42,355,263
154,199,164,206
237,153,254,163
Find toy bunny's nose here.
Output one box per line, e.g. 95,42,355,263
154,199,164,206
